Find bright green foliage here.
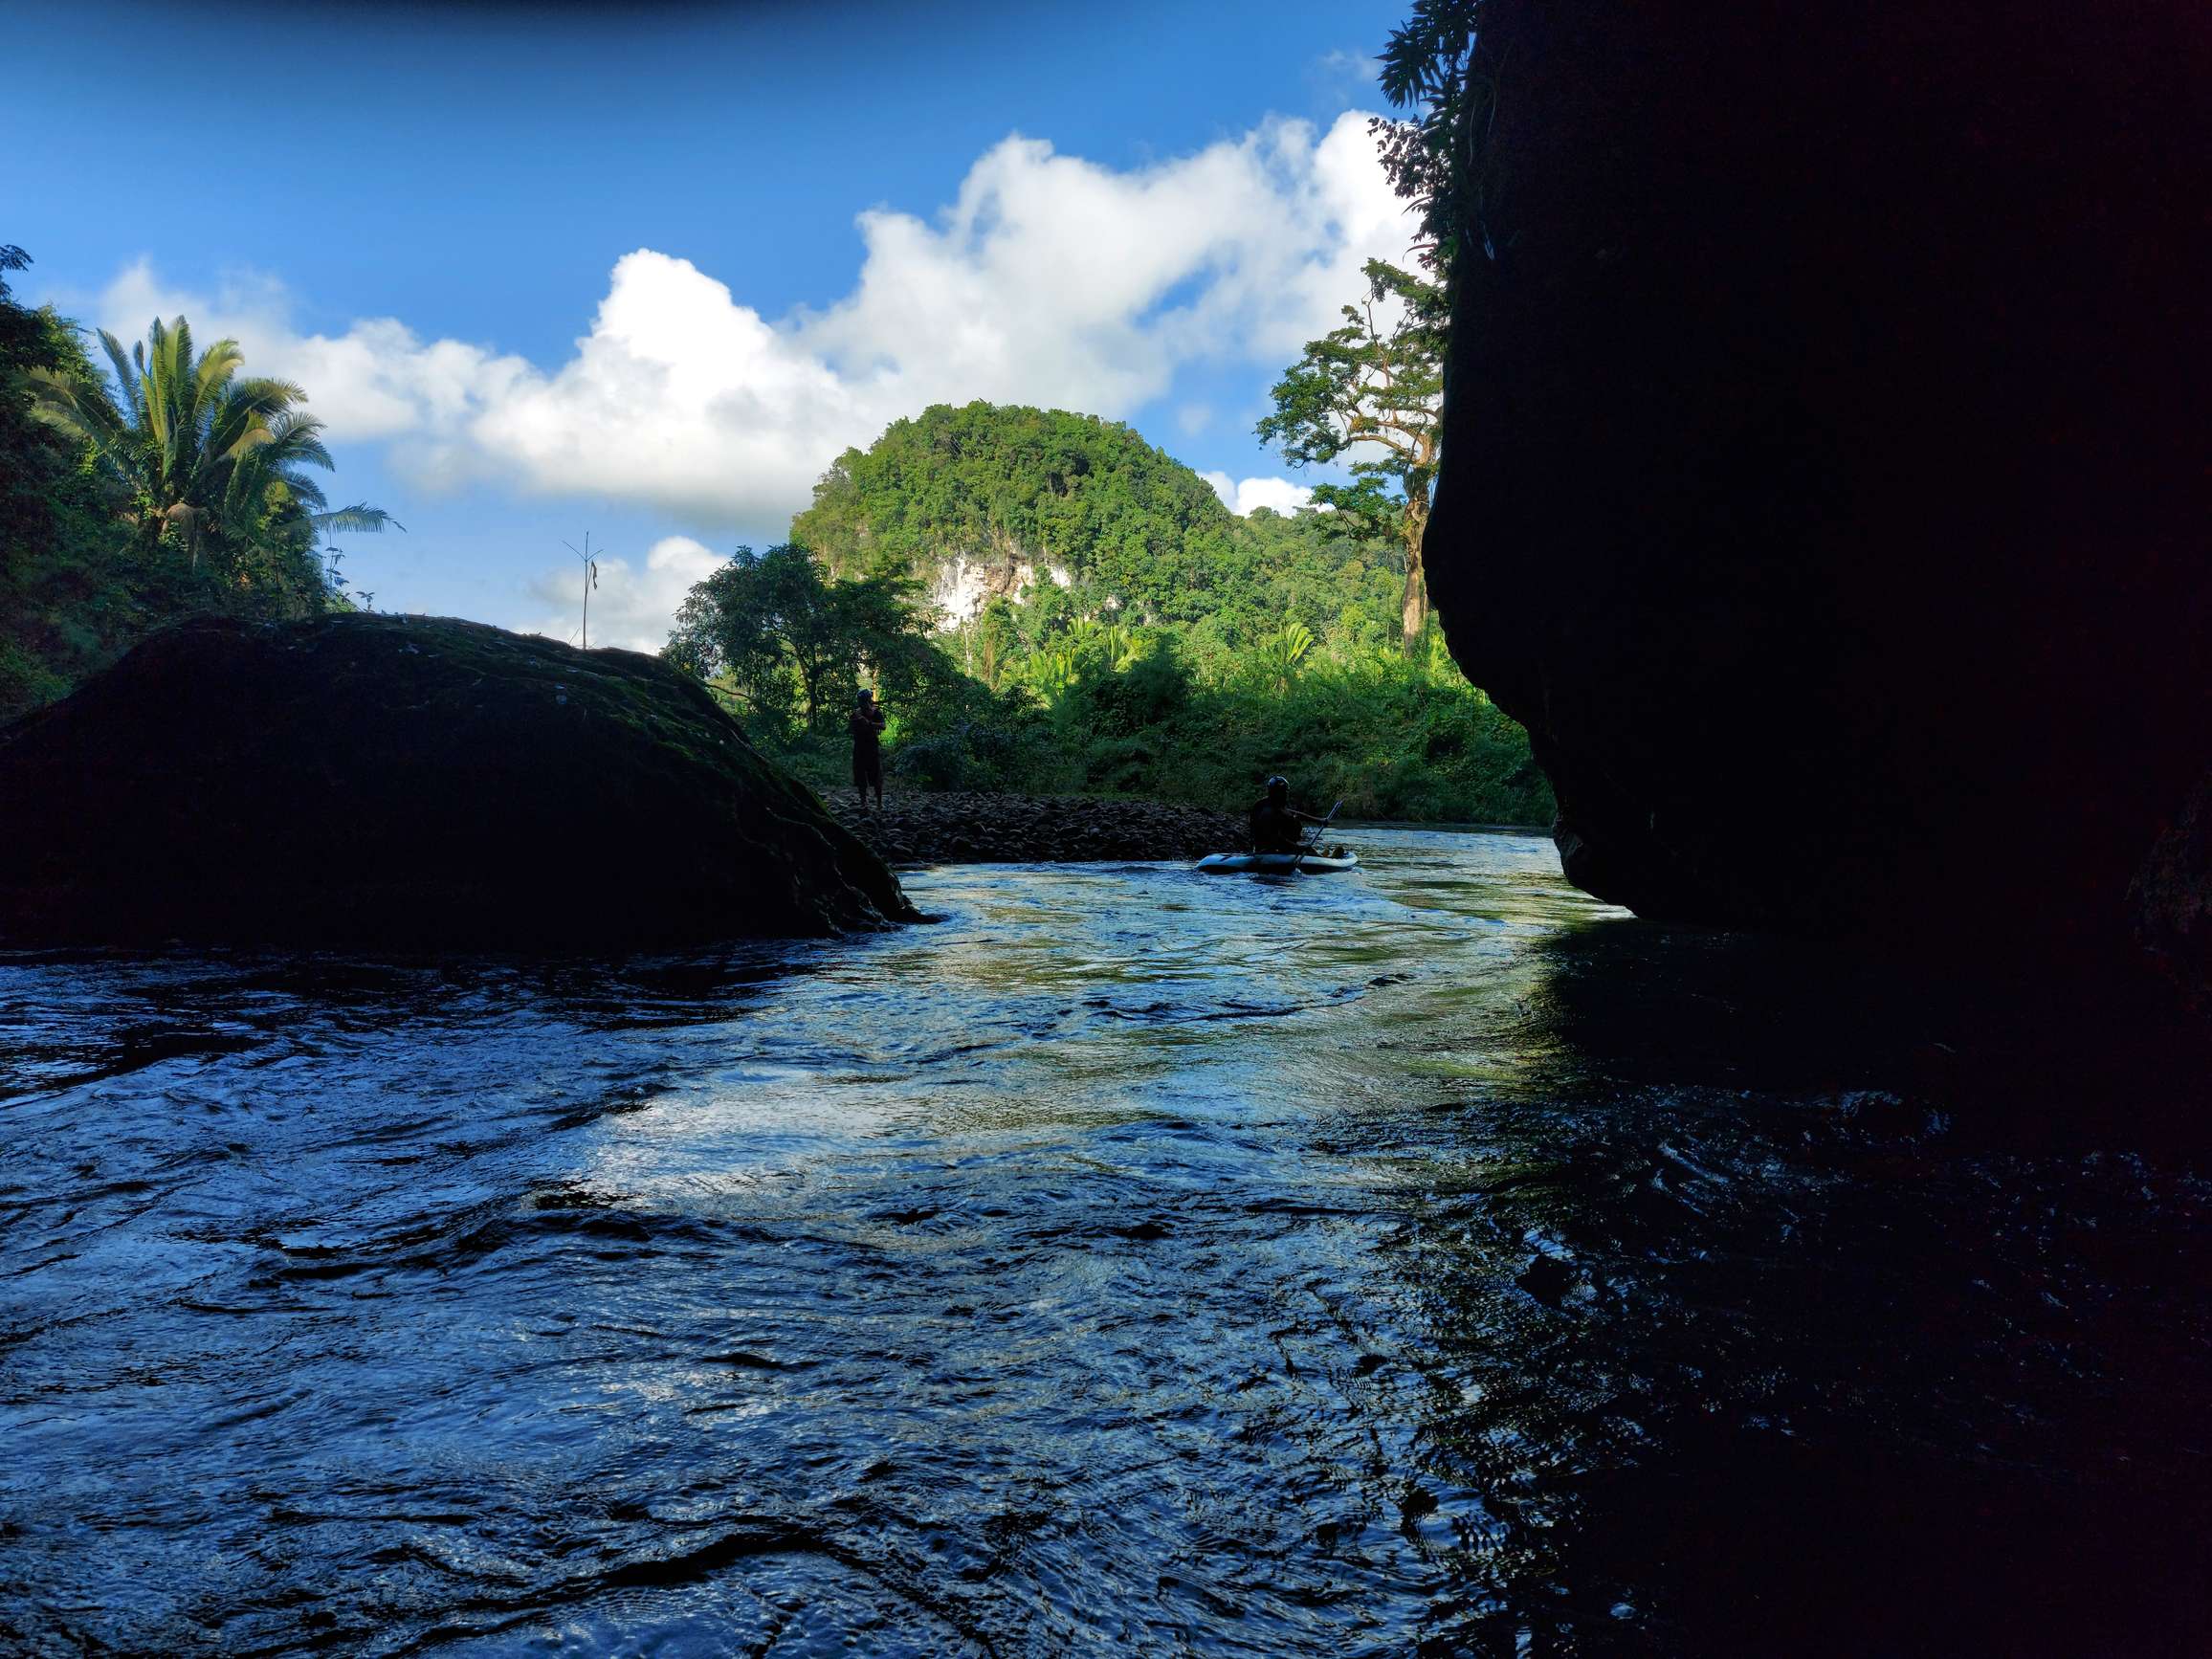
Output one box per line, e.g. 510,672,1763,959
791,403,1409,669
1,251,392,723
670,400,1553,825
828,630,1550,824
34,316,340,590
1257,260,1447,652
793,401,1244,627
1250,620,1316,695
662,542,961,739
0,246,130,719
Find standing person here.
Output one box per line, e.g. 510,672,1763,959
1248,775,1326,852
849,687,887,810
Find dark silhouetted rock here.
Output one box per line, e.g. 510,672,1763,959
0,614,916,947
1427,1,2210,961
2132,771,2212,1011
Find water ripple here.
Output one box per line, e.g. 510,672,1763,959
1,830,2205,1656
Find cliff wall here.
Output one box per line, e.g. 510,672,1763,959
1427,0,2210,962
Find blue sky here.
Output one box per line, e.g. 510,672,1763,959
4,0,1418,647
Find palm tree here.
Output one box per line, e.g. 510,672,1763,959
33,316,354,577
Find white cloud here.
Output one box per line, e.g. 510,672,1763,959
90,111,1407,516
82,108,1413,645
1316,49,1382,85
523,534,727,653
1204,472,1316,517
89,260,530,489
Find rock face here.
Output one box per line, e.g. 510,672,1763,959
2132,771,2212,1012
1427,1,2209,954
0,615,917,947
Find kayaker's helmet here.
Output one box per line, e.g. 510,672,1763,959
1265,775,1288,801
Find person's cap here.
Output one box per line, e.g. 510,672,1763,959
1265,775,1288,790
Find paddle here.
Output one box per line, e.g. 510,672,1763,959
1289,799,1344,874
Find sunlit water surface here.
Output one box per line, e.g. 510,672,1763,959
3,830,2206,1656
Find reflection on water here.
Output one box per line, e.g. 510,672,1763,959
1,830,2205,1656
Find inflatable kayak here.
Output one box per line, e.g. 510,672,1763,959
1194,849,1360,874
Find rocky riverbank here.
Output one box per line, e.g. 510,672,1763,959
829,789,1243,865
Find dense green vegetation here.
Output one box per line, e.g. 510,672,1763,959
666,543,960,730
795,403,1244,630
0,245,388,723
6,220,1546,825
676,401,1551,825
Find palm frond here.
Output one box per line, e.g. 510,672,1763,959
62,313,382,569
225,375,308,415
192,337,244,402
98,328,146,431
142,318,180,462
307,503,405,537
253,415,334,476
187,337,244,471
27,366,114,448
269,469,329,515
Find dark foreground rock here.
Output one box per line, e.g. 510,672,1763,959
1427,1,2209,962
0,615,916,947
2132,771,2212,1013
829,790,1242,865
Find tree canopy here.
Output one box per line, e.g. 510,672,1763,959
663,542,957,735
33,316,339,584
791,401,1245,626
2,254,393,721
1257,259,1447,652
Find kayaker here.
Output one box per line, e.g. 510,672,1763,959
1249,775,1325,852
849,687,887,809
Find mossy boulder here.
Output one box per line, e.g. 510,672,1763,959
0,613,917,947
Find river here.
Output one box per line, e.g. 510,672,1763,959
2,829,2205,1655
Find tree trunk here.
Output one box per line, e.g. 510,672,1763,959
1399,501,1431,654
1400,556,1429,653
791,651,823,729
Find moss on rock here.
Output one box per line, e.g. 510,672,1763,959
0,613,917,947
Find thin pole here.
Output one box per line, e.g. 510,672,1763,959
563,533,602,650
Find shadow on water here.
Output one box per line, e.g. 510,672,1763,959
0,832,2205,1656
1380,916,2212,1655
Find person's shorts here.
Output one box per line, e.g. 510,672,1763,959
852,748,882,789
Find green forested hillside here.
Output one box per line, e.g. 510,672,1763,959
796,403,1239,624
791,401,1433,669
680,401,1555,825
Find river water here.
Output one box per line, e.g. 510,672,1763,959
2,829,2206,1656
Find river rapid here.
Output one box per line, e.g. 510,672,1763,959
2,829,2206,1656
